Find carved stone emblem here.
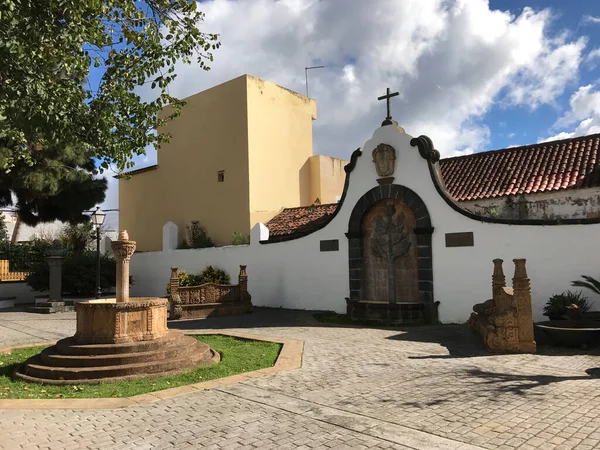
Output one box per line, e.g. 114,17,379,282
372,144,396,177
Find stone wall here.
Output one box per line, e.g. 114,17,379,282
460,187,600,220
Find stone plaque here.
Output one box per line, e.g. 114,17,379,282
372,144,396,177
320,239,339,252
445,232,474,247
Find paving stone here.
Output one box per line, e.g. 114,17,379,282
2,308,600,450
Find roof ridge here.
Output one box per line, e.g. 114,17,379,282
440,133,600,163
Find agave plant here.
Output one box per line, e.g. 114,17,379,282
571,275,600,296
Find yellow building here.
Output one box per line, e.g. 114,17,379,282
117,74,348,251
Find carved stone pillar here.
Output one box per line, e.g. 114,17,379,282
111,231,136,303
512,258,536,352
492,258,505,299
170,267,180,294
239,265,251,302
45,241,67,302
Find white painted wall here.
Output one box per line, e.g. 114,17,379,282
0,282,46,305
130,124,600,323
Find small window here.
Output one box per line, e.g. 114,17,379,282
217,170,225,182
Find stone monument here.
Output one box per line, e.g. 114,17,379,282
14,231,219,385
27,240,74,314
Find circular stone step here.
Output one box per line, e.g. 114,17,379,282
13,331,219,385
39,337,202,367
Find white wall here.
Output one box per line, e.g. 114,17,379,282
0,282,46,304
129,124,600,323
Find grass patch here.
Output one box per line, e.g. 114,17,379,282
0,335,281,399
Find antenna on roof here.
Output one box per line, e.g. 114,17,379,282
305,65,325,98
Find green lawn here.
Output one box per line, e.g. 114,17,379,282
0,335,281,399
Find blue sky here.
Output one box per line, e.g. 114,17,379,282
484,0,600,150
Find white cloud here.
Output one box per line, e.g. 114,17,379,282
163,0,585,156
586,47,600,66
539,84,600,142
107,0,589,229
583,15,600,25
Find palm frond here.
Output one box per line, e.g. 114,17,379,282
571,275,600,296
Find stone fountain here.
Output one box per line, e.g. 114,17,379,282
14,231,219,385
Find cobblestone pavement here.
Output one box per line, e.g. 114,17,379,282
1,308,600,450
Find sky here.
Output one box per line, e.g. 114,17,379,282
96,0,600,228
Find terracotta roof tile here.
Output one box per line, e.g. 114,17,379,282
266,204,338,237
439,134,600,201
265,133,600,238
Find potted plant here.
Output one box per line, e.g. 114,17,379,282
543,291,591,320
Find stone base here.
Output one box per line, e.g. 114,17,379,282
26,301,75,314
75,298,168,344
173,301,252,321
13,330,219,385
346,299,432,325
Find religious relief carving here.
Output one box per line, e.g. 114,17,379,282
372,144,396,177
371,204,411,261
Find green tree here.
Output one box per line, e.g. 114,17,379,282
0,214,8,242
60,221,95,255
0,0,220,223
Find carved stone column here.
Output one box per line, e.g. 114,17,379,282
44,241,67,303
170,267,180,294
491,258,505,299
239,265,251,302
111,231,136,303
512,258,536,352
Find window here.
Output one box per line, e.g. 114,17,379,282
217,170,225,182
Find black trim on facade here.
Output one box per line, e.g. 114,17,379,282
261,148,363,244
410,135,600,226
346,184,438,323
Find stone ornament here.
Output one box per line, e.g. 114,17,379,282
468,258,536,354
372,143,396,178
111,229,137,303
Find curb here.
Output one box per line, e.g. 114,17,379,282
0,331,304,410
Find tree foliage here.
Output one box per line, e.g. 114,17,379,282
0,214,8,242
0,0,220,222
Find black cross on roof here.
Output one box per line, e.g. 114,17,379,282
377,88,399,126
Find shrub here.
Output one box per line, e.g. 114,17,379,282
166,266,230,294
26,251,119,297
199,265,230,285
186,221,214,248
0,239,53,272
543,291,592,319
232,232,250,245
60,222,95,255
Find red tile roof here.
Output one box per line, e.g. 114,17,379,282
266,204,338,237
439,134,600,201
266,134,600,238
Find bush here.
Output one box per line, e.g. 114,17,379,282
543,291,592,319
60,222,95,255
0,239,53,272
186,221,214,248
26,251,119,297
232,231,250,245
166,266,230,294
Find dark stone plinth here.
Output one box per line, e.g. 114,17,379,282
26,301,75,314
174,302,253,321
345,299,429,325
13,330,219,385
